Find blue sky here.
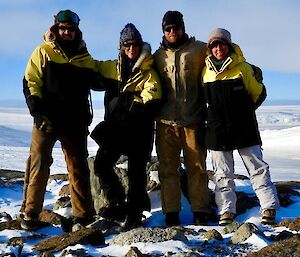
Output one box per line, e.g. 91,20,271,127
0,0,299,102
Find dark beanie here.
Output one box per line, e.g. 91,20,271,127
120,23,143,46
162,10,185,31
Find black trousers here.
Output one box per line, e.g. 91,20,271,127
94,142,151,215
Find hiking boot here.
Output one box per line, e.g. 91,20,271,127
219,212,236,226
123,213,143,231
20,217,40,231
165,212,180,227
193,212,208,226
20,214,42,231
62,216,95,232
261,209,276,225
98,203,127,222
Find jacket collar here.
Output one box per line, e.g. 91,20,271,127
205,43,246,74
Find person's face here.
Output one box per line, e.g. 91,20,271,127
211,41,230,61
123,42,141,60
164,24,184,44
57,22,77,41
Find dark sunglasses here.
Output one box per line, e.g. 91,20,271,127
56,10,80,25
164,25,181,33
209,40,227,49
123,42,141,48
58,25,76,32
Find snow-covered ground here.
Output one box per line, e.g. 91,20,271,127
1,105,300,256
1,105,299,180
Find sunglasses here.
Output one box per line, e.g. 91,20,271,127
164,25,181,33
56,10,80,25
58,25,77,32
209,40,227,49
123,42,141,48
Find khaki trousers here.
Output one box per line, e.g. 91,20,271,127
22,126,94,219
156,122,210,213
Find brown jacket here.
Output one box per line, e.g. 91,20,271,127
154,36,207,127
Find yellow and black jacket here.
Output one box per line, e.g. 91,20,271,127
91,42,162,154
23,27,103,132
202,44,266,151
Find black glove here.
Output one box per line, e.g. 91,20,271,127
129,101,144,117
34,114,52,133
26,95,43,116
250,64,263,83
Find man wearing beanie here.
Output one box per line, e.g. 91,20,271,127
21,9,102,231
202,28,279,226
154,10,210,226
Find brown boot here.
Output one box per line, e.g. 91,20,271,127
261,209,276,225
219,212,235,226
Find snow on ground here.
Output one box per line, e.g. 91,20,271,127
1,105,300,256
1,105,300,180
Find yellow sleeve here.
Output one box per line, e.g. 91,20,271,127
94,60,118,80
24,46,48,98
241,63,264,103
138,69,162,104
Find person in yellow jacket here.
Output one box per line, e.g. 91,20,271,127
202,28,280,226
90,23,162,231
21,10,106,231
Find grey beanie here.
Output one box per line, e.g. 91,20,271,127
207,28,232,48
120,23,143,46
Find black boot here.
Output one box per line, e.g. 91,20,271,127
62,215,95,232
123,212,143,231
193,212,208,225
98,202,127,222
165,212,180,227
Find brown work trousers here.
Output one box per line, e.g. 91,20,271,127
156,122,210,213
22,126,94,219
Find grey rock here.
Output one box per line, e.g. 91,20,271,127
231,222,265,244
221,221,241,234
58,184,70,197
125,246,145,257
271,230,296,241
34,228,105,253
0,212,12,221
60,248,92,257
204,229,223,241
110,227,188,246
247,235,300,257
53,196,71,210
87,156,109,213
88,156,162,214
0,169,24,181
49,174,68,182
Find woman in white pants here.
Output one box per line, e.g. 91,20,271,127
202,28,280,226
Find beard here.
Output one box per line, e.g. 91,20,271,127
56,35,81,57
57,36,77,48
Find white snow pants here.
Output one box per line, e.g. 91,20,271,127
211,145,280,215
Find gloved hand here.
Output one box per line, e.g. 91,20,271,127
34,114,52,133
250,64,263,83
129,101,144,116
